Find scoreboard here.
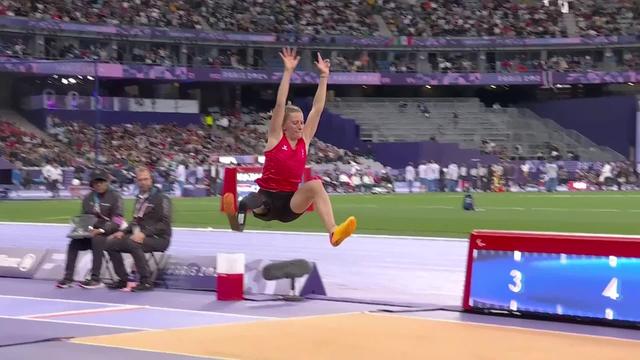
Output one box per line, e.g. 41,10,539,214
463,230,640,326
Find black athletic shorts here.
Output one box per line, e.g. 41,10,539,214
253,189,304,223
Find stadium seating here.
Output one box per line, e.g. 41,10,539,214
379,0,565,37
327,98,624,162
10,0,380,36
379,0,636,37
2,109,375,171
5,0,636,37
573,0,640,36
0,118,75,167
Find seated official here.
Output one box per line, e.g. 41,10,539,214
57,170,124,289
106,167,172,291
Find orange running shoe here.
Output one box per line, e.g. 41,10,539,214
222,193,241,231
222,192,237,214
330,216,357,247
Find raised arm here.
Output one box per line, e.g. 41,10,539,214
267,47,300,149
303,52,330,144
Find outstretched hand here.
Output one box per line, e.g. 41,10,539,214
314,52,330,77
280,47,300,72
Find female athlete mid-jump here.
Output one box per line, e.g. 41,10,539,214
223,47,356,247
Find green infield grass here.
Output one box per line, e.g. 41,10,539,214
2,192,640,238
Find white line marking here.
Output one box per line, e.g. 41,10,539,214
42,216,73,220
483,207,525,211
531,207,571,211
367,312,640,344
0,295,275,320
471,229,640,239
416,205,455,209
127,311,368,334
20,305,144,319
0,222,70,227
71,341,238,360
335,204,379,208
482,207,631,213
0,314,152,331
136,305,275,319
0,221,469,242
70,310,366,356
509,194,640,198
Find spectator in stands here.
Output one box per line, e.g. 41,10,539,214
478,163,489,191
574,0,639,36
16,0,379,36
4,113,371,190
351,172,363,193
417,161,428,191
106,167,172,291
382,0,565,37
447,163,459,192
545,159,559,192
339,172,353,192
361,172,374,193
418,103,430,119
514,145,523,160
57,170,124,289
599,162,614,187
42,161,63,198
10,161,22,194
6,0,639,41
426,160,440,192
459,164,468,190
212,161,225,196
567,150,580,161
439,165,447,192
405,162,416,193
481,139,495,155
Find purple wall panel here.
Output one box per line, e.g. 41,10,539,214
23,109,201,127
526,96,637,156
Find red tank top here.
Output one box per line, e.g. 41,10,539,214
256,135,307,192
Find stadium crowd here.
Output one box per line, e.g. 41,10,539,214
42,112,364,167
0,120,76,167
5,0,378,36
4,116,638,196
381,0,565,37
496,55,597,73
573,0,640,36
400,160,640,193
0,0,636,37
382,0,637,37
2,35,624,73
3,110,377,194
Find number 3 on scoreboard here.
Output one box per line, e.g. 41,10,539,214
602,277,620,300
509,269,522,293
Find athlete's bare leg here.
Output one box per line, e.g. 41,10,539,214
290,179,356,247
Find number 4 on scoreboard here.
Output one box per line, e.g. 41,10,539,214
602,277,620,300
